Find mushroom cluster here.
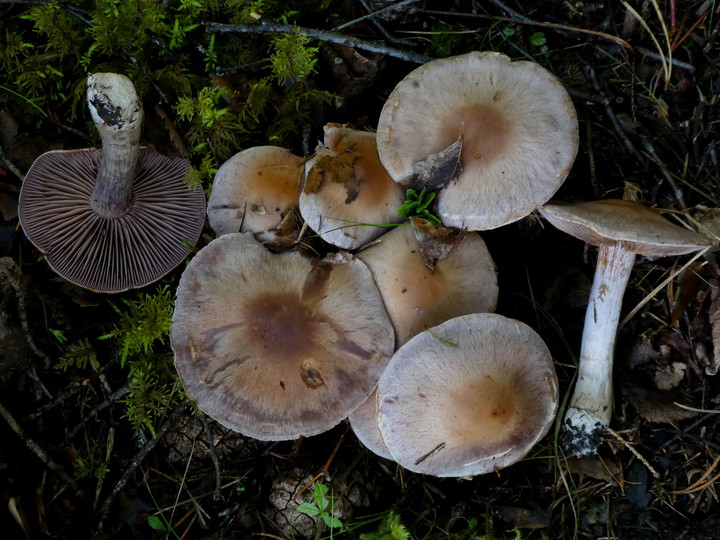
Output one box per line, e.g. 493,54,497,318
167,50,579,478
167,49,708,476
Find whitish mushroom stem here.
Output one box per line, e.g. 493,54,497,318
562,242,635,456
87,73,143,218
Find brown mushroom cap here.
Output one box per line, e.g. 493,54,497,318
300,124,405,249
18,148,205,292
355,223,498,345
207,146,303,240
377,313,558,477
171,232,395,441
539,199,712,255
377,51,578,231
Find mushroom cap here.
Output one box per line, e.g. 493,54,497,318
376,51,578,231
207,146,303,239
377,313,558,477
356,223,498,345
18,148,205,293
300,124,405,249
348,389,393,460
539,199,712,256
171,232,395,441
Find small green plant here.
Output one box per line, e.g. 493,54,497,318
100,285,174,367
296,482,344,531
270,28,319,86
176,86,247,160
359,511,410,540
397,187,441,224
55,338,99,371
530,32,547,47
73,456,110,481
123,352,181,437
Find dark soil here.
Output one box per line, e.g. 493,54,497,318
2,1,720,539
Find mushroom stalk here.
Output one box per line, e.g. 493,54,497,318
562,242,635,456
87,73,143,218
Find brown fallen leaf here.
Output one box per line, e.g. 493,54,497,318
495,505,552,529
565,455,624,486
622,381,699,423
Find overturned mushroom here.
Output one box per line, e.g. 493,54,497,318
376,51,578,231
539,199,712,456
18,73,205,293
207,145,304,245
377,313,558,477
171,232,395,441
300,124,405,249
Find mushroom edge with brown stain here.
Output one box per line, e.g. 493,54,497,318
170,232,395,441
376,312,558,477
300,123,405,249
539,199,713,457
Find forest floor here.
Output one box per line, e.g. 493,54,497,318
2,1,720,539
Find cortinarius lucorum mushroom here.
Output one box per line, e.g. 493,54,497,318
377,312,558,477
171,232,395,441
376,51,578,231
18,73,205,293
539,199,712,456
207,145,303,245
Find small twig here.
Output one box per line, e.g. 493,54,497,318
673,403,720,414
65,380,132,441
198,415,223,502
333,0,420,31
638,135,687,208
585,62,641,159
669,452,720,495
619,246,710,328
0,258,51,365
0,400,79,491
607,427,660,479
343,0,414,47
202,21,434,64
26,358,120,420
419,8,634,51
97,401,189,527
0,144,24,181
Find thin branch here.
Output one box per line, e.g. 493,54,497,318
65,380,132,441
0,400,79,491
333,0,420,31
419,8,633,51
202,21,434,64
0,144,24,181
97,401,189,526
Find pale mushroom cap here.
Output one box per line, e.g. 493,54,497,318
300,124,405,249
377,313,558,477
171,232,395,441
356,224,498,345
376,51,578,231
207,146,303,237
539,199,712,256
18,148,205,293
348,389,393,460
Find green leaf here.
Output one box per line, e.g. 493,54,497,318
147,515,167,531
296,502,321,516
322,513,343,529
530,32,547,46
